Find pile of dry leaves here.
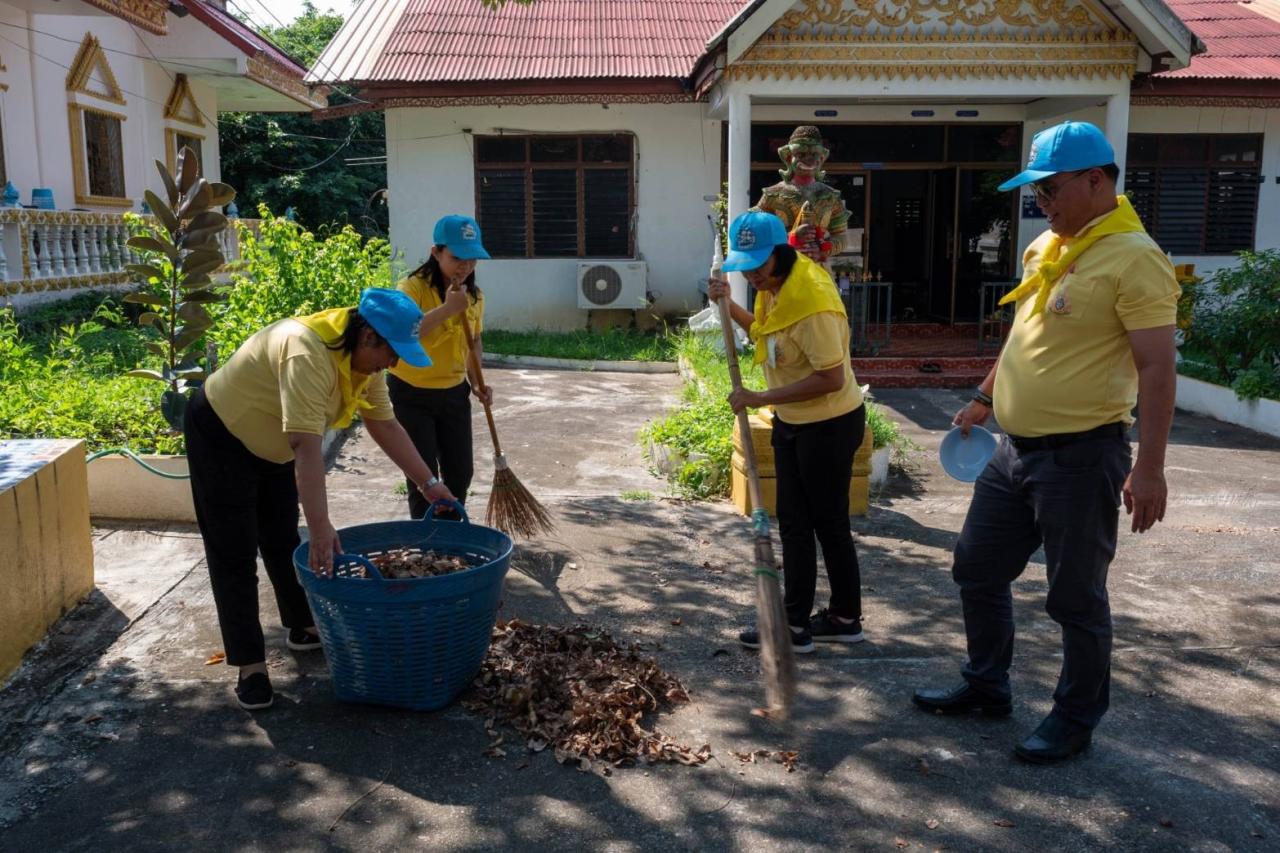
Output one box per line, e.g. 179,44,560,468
359,548,471,579
465,620,710,772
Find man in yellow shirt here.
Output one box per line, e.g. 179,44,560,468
912,122,1179,764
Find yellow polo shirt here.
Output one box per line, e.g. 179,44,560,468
388,273,485,389
994,211,1179,438
753,260,862,425
203,318,395,463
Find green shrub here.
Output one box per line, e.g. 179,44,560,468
0,305,180,453
1180,251,1280,401
209,205,395,356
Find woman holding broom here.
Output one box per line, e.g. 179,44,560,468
388,214,491,520
708,210,867,654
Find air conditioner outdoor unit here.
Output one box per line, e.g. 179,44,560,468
576,261,647,310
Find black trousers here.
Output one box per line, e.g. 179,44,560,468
183,388,314,667
952,427,1131,729
387,375,474,519
772,405,866,627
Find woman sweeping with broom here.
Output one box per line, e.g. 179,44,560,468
390,214,551,536
708,210,868,654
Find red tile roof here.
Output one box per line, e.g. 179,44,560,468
1161,0,1280,78
363,0,743,83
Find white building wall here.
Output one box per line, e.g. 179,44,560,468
2,8,225,212
386,103,722,331
1130,103,1280,277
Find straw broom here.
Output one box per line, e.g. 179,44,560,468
712,242,797,721
460,316,555,539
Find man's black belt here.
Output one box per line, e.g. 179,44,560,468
1006,421,1127,452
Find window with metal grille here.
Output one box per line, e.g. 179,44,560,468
1125,134,1261,255
475,135,634,258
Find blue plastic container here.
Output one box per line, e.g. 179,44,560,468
30,188,55,210
293,504,513,711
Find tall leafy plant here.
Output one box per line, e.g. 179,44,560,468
124,148,236,429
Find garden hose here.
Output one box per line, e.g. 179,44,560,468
85,447,190,480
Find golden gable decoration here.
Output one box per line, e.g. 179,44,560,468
164,74,204,126
778,0,1097,31
66,34,126,105
730,0,1134,82
79,0,168,36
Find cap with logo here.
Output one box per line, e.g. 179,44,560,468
358,287,432,367
722,210,790,272
432,214,490,260
998,121,1115,192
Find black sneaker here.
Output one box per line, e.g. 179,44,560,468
809,609,866,644
235,672,273,711
738,626,815,654
287,627,322,652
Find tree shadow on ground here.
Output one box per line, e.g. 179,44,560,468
2,494,1276,851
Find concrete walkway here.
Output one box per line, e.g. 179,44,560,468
1,369,1277,852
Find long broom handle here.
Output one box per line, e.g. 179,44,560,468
717,297,768,515
460,316,504,458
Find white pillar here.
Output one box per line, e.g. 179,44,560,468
1105,89,1130,192
726,88,752,309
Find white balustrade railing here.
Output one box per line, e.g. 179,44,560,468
0,209,258,297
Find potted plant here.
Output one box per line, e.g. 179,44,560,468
86,149,236,521
124,148,236,428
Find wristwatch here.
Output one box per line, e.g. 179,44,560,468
972,388,993,407
422,475,442,491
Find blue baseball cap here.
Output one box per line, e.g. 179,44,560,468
723,210,789,272
432,214,490,260
998,121,1115,192
358,288,431,368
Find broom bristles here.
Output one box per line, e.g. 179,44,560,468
486,454,555,539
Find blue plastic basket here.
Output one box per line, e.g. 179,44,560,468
293,503,513,711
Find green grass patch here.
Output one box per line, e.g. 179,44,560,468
619,489,653,501
639,329,907,501
483,328,675,362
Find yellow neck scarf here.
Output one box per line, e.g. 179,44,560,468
294,307,374,429
750,253,847,365
1000,196,1146,321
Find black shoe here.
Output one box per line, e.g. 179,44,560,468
1014,713,1092,764
235,672,274,711
738,626,815,654
287,627,322,652
912,683,1012,717
809,608,865,644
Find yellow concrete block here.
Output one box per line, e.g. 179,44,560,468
732,453,870,518
732,410,775,468
731,453,777,517
0,440,94,682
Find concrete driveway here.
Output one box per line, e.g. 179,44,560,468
0,370,1276,851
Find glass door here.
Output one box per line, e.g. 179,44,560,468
953,169,1019,324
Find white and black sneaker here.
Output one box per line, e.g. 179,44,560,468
809,609,865,644
287,628,322,651
738,625,815,654
235,672,274,710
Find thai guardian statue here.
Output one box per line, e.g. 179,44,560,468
754,125,849,267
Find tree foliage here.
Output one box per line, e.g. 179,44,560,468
219,3,388,237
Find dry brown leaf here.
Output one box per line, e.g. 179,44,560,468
895,839,909,849
466,621,706,770
204,652,226,666
670,618,682,627
1159,818,1174,828
925,819,940,830
993,818,1016,828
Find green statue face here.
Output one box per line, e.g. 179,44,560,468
778,141,829,182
